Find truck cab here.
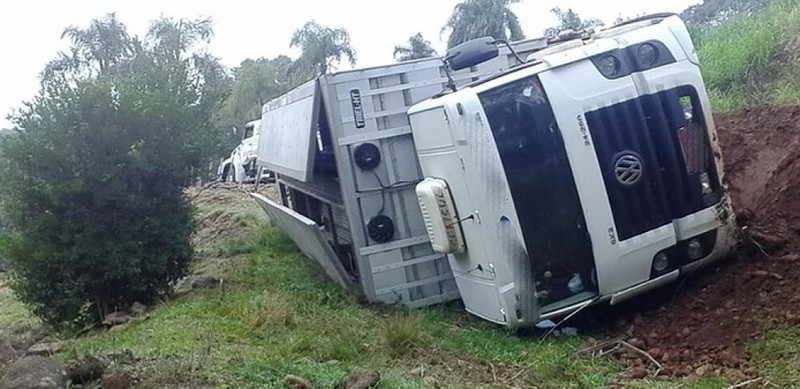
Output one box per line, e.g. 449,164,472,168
220,119,273,183
408,14,738,327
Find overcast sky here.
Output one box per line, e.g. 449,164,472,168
0,0,701,128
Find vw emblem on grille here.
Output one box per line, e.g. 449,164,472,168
614,152,643,186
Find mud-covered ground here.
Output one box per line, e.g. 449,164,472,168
604,106,800,377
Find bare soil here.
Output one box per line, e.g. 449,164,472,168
603,106,800,377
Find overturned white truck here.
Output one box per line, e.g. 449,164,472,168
252,14,738,328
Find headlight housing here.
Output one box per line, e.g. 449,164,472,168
597,55,621,78
637,43,659,67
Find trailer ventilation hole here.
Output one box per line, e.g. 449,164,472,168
367,215,395,243
354,143,382,171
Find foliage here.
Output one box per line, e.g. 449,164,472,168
0,13,228,331
694,0,800,111
290,20,357,80
393,33,437,62
217,56,298,151
442,0,525,49
544,7,604,38
222,56,294,124
682,0,773,26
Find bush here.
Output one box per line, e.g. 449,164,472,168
0,15,228,331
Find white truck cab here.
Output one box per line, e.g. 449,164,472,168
220,119,273,183
408,14,738,327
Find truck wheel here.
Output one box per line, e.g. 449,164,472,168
227,167,236,183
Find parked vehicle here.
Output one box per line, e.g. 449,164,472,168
251,14,738,327
219,119,274,183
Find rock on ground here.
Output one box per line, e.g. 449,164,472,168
0,356,68,389
101,373,134,389
285,374,314,389
0,324,49,368
102,312,131,327
68,355,106,385
338,368,380,389
26,341,67,356
129,302,148,316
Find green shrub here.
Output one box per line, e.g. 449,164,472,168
0,14,228,331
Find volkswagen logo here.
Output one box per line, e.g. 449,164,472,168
614,153,643,186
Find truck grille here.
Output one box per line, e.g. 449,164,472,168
585,87,721,241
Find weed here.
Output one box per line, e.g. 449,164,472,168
382,312,429,357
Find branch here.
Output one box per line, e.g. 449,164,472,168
725,377,763,389
620,340,662,376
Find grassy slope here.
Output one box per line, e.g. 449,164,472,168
696,0,800,111
58,225,744,388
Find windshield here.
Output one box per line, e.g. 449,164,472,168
243,123,256,140
478,75,598,311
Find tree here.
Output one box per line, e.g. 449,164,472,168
543,7,604,38
222,56,294,124
442,0,525,49
218,56,297,151
290,21,357,80
0,14,228,330
681,0,771,26
394,33,438,62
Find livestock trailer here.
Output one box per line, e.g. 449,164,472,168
251,38,549,307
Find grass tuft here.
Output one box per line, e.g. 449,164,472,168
382,312,429,357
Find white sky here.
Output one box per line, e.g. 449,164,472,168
0,0,700,128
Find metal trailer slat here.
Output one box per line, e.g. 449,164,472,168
256,36,549,307
250,193,353,288
321,41,551,306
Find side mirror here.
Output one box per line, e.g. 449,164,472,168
231,126,238,137
445,37,499,71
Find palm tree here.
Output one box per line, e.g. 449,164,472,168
60,13,133,75
146,17,214,62
442,0,525,49
290,21,357,79
394,33,438,62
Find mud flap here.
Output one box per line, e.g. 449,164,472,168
250,193,354,289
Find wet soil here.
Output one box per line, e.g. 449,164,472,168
593,106,800,377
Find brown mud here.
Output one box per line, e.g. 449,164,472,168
595,106,800,377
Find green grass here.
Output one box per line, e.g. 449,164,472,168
45,226,755,388
749,327,800,387
0,280,35,327
695,0,800,111
55,227,627,388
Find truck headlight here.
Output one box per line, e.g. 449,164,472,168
653,252,669,273
597,55,621,78
637,43,659,67
687,239,704,260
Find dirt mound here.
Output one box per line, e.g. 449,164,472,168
607,106,800,377
188,183,278,250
